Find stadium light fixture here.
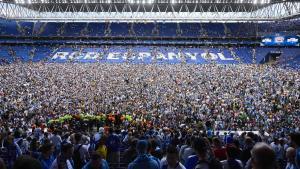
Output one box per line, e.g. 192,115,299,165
15,0,25,4
261,0,269,4
147,0,154,4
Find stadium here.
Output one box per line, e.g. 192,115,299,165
0,0,300,169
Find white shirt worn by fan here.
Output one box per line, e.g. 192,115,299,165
160,157,186,169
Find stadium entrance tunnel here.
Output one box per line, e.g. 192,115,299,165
260,51,282,64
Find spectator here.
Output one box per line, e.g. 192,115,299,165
220,145,243,169
271,138,284,168
13,155,42,169
106,128,120,168
290,133,300,169
0,134,22,169
285,147,297,169
212,137,227,161
241,137,254,165
250,142,277,169
179,137,192,164
181,138,195,165
128,140,160,169
160,145,186,169
94,127,105,145
39,143,55,169
29,138,40,159
123,139,138,164
50,130,62,157
147,140,162,166
95,137,107,160
50,143,74,169
73,133,89,169
17,133,29,155
149,139,163,160
191,137,222,169
82,152,109,169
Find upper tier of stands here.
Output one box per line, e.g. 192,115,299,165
0,20,299,38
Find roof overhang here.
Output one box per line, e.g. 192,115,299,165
0,0,299,22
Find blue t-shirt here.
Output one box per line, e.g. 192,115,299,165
39,155,55,169
150,155,161,168
128,154,160,169
82,160,110,169
184,155,198,169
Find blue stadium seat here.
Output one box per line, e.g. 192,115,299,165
110,23,130,37
40,22,64,36
133,23,155,37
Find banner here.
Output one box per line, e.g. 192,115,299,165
261,35,299,46
51,48,237,64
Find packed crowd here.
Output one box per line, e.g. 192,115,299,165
0,63,300,169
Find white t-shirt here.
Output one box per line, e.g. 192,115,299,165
160,157,186,169
94,133,102,142
220,159,243,169
50,135,62,146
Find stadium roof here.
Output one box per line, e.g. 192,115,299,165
0,0,299,22
1,0,292,4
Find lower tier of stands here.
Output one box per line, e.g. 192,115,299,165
0,45,299,66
